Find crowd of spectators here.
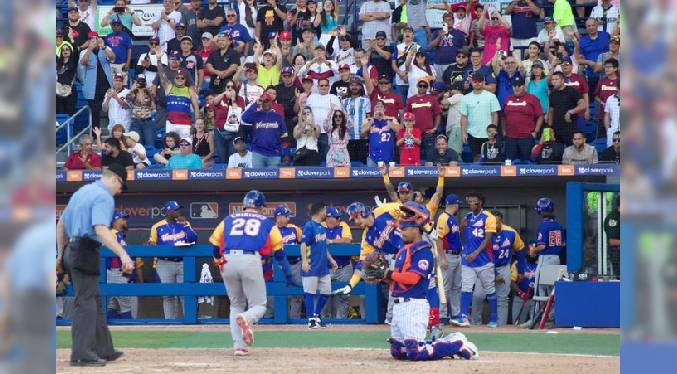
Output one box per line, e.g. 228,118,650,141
57,0,621,170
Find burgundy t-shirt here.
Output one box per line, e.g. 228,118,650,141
370,91,404,119
594,77,619,117
503,93,544,138
406,94,442,132
563,73,589,95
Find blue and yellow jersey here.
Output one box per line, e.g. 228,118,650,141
209,212,283,257
436,212,461,252
106,229,127,270
390,240,435,299
148,219,198,245
491,224,525,268
323,221,353,267
462,210,497,267
301,220,329,277
359,202,404,260
535,217,565,256
511,251,537,293
426,200,439,221
278,224,303,245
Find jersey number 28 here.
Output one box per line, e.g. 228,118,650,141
230,218,261,236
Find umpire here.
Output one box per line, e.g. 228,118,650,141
56,164,134,367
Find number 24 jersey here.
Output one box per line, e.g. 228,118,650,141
209,212,284,257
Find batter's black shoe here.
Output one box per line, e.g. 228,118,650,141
70,358,106,367
308,318,318,329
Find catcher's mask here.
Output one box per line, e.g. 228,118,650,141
399,201,430,228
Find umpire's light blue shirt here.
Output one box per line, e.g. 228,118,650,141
61,180,115,240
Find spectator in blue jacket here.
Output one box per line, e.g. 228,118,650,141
241,92,288,168
78,31,115,130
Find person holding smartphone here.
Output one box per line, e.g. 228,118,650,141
101,0,142,31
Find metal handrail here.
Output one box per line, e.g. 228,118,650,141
56,106,92,156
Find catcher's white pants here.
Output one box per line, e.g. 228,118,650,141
390,298,429,341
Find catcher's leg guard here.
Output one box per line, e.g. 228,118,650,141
404,339,430,361
431,339,464,360
388,338,406,360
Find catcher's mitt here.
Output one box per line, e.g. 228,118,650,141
362,252,389,283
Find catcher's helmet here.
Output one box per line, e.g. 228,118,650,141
535,197,554,214
346,202,369,222
399,201,430,228
243,190,266,209
397,181,413,193
111,210,129,224
273,204,292,217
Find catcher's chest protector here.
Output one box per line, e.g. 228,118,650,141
390,241,433,293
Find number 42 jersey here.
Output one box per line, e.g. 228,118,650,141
209,212,284,257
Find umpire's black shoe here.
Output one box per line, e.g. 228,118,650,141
104,351,124,362
70,358,106,367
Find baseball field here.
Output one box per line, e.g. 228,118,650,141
56,325,620,373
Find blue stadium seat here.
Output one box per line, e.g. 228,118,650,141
350,161,365,167
461,144,473,163
592,138,608,154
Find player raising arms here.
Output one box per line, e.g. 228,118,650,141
210,190,287,357
334,201,405,295
362,201,478,361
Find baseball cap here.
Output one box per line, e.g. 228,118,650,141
163,200,183,212
263,49,274,56
511,76,526,86
181,36,193,43
281,66,294,76
301,76,313,83
339,64,350,71
113,73,124,81
279,31,292,41
123,131,140,143
111,17,122,25
260,92,273,102
136,74,146,82
349,75,362,85
402,26,414,33
436,134,448,142
233,136,244,144
169,50,181,60
471,71,485,82
532,60,544,68
302,27,315,34
326,207,342,218
111,210,129,224
175,68,188,77
68,6,78,12
378,74,391,83
375,30,387,39
87,31,100,39
179,137,192,146
445,193,462,206
561,56,573,65
106,163,128,190
432,82,446,92
175,22,185,29
397,181,413,193
403,112,415,121
273,205,293,217
245,62,258,72
543,17,555,23
150,36,160,43
417,77,430,86
454,3,467,10
201,32,213,40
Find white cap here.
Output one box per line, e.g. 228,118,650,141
201,32,213,40
123,131,140,143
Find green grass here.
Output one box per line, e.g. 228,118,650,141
56,330,620,356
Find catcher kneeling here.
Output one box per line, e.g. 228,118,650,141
363,201,479,361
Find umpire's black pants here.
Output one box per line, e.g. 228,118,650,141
63,243,116,362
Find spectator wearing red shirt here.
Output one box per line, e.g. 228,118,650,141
593,58,619,136
397,112,422,166
406,78,442,163
502,76,544,162
365,74,405,119
207,80,246,162
64,134,102,170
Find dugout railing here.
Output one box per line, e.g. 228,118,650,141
56,244,382,326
